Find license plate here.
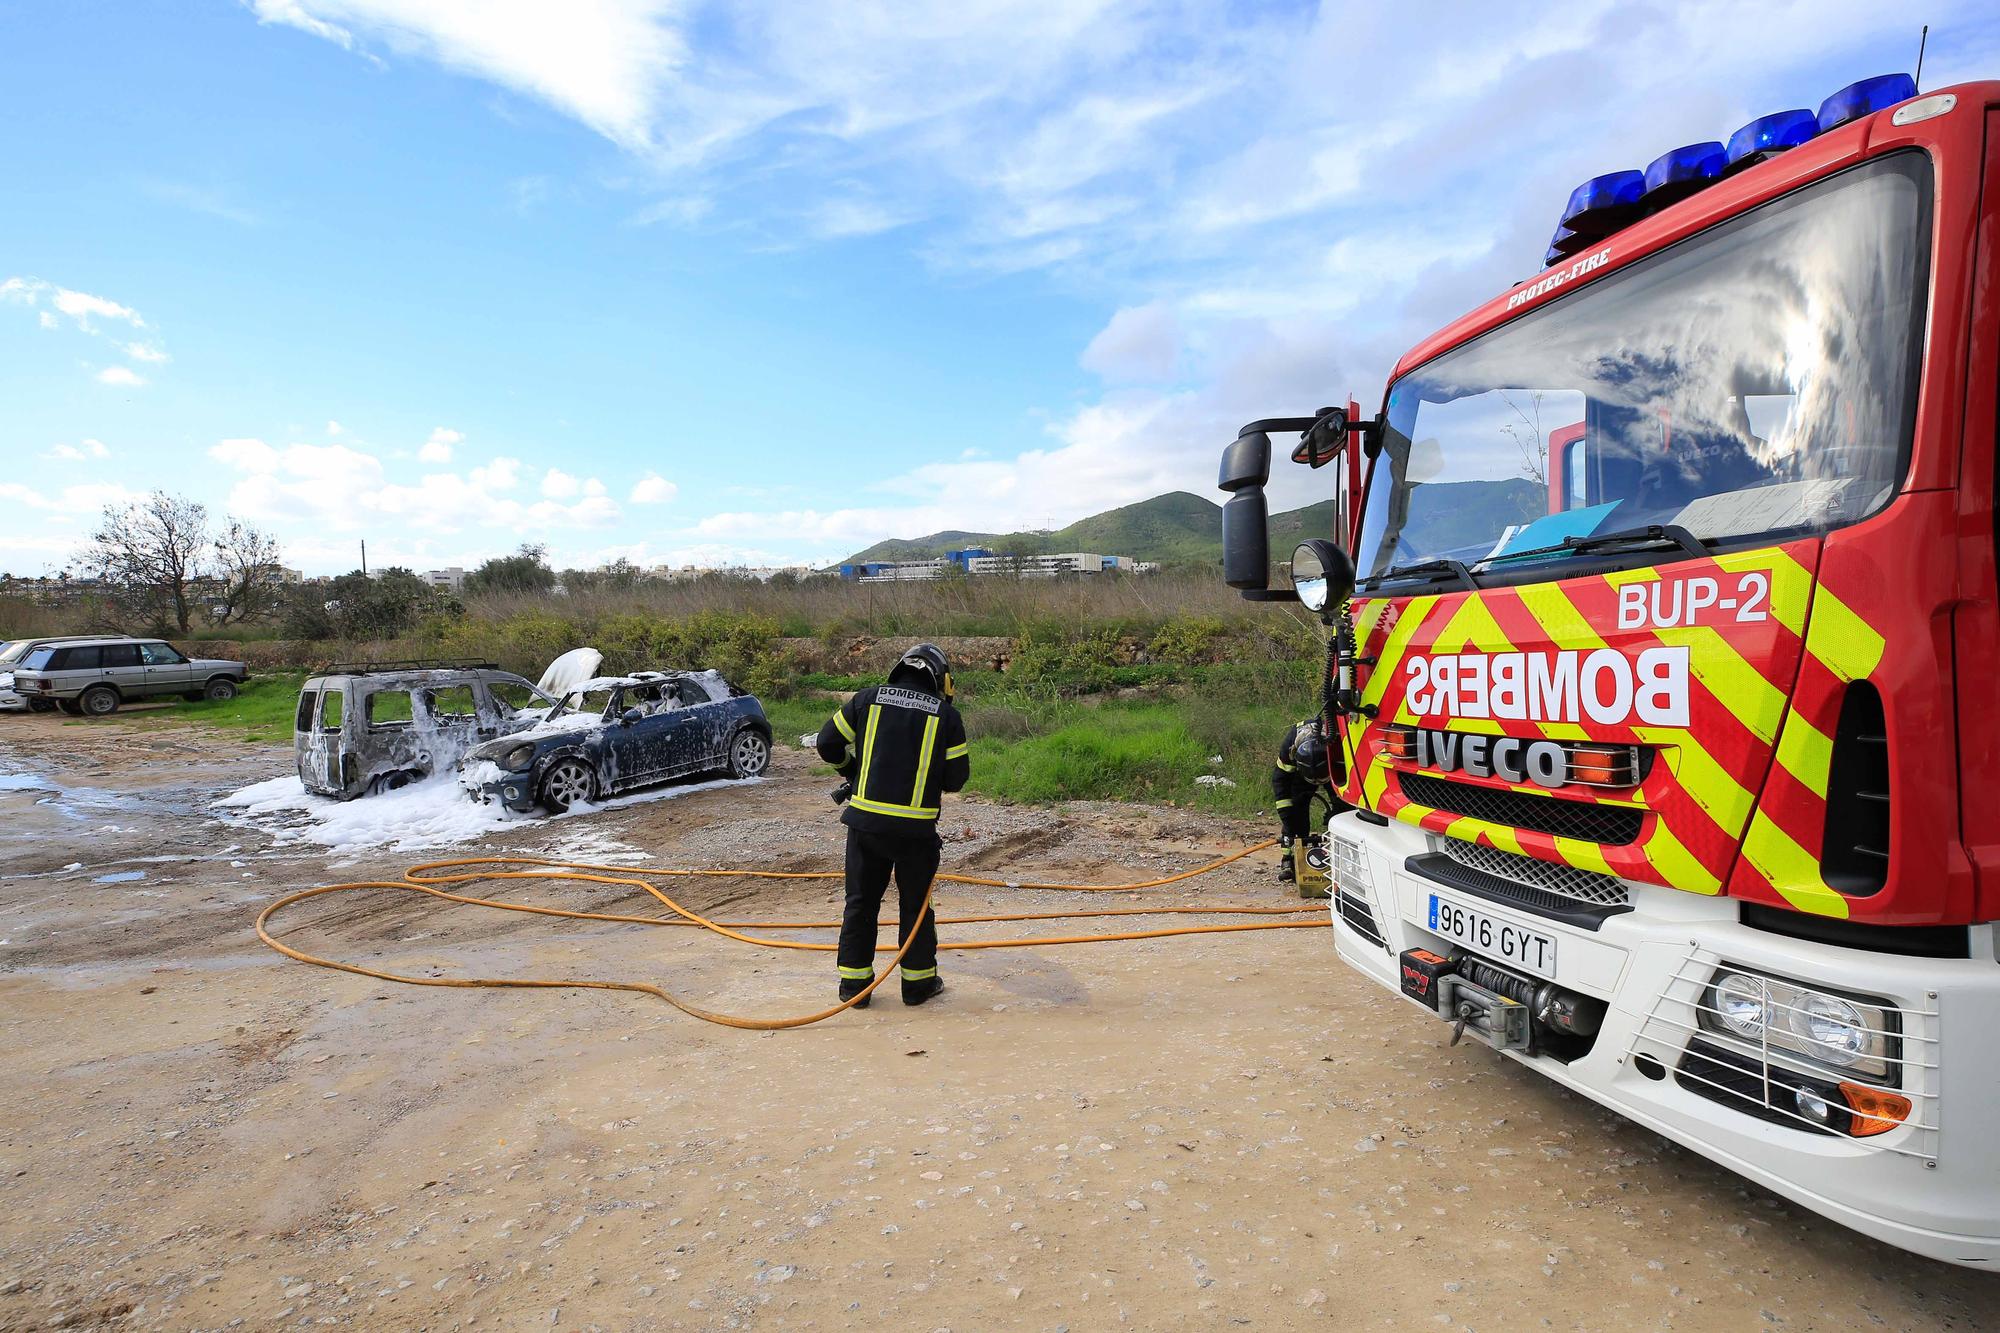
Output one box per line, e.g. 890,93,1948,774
1426,894,1558,978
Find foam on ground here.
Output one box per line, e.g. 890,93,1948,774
214,771,759,858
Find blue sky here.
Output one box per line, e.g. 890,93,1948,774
3,1,1995,576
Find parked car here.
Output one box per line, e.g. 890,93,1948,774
459,669,771,813
294,663,560,800
10,637,248,716
0,635,102,712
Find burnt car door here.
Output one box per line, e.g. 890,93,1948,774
603,682,681,788
661,676,726,775
418,682,485,762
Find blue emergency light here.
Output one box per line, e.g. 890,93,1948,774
1560,170,1645,230
1817,72,1917,132
1642,141,1725,210
1535,72,1917,269
1723,108,1818,172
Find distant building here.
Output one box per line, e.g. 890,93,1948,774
422,567,466,593
839,547,1152,582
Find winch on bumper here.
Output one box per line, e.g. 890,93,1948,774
1322,809,2000,1269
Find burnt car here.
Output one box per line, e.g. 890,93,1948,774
458,670,771,813
295,662,558,800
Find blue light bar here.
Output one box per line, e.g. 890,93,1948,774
1560,170,1645,229
1817,73,1917,133
1723,109,1818,172
1643,141,1725,208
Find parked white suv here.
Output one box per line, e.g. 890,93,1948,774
11,637,249,716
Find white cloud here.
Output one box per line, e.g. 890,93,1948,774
1081,301,1179,383
541,467,580,499
630,473,676,504
326,419,344,436
208,438,618,535
95,366,146,388
0,480,145,516
3,277,145,331
247,0,686,151
124,342,171,364
42,439,111,462
419,426,462,463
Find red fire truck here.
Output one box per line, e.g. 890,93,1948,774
1218,74,2000,1266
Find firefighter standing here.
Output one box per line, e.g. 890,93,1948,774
816,643,969,1008
1272,718,1330,883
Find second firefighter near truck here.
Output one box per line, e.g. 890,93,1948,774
1271,718,1332,896
816,643,969,1008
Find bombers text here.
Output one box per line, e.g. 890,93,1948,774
1403,647,1690,727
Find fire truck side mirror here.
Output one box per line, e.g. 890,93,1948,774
1220,429,1275,591
1222,488,1272,590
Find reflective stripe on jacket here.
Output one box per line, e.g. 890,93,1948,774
816,684,970,836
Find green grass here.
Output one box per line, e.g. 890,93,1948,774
767,662,1315,820
116,671,306,745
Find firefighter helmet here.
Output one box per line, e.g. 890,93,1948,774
1293,724,1328,777
890,642,954,699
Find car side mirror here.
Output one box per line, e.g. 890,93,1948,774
620,708,642,727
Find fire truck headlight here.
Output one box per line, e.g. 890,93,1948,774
1791,993,1869,1068
1699,965,1900,1083
1710,971,1771,1039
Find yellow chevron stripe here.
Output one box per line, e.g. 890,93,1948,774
1634,727,1755,834
1640,822,1723,895
1742,811,1851,918
1806,586,1887,681
1652,622,1787,744
1772,713,1834,800
1549,836,1615,876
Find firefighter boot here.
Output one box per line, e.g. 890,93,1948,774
902,975,945,1007
839,976,873,1010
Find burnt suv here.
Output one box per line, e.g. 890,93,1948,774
11,637,248,716
459,670,771,812
295,663,558,800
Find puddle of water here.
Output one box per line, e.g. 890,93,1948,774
93,870,146,884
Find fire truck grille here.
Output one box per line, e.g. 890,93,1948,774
1397,773,1644,845
1436,837,1630,908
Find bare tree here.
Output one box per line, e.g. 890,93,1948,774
208,519,285,626
73,493,285,634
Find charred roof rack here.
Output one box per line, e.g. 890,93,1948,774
317,658,503,675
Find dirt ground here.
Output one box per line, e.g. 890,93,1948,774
0,709,1996,1332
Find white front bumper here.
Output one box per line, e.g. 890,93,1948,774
1326,810,2000,1269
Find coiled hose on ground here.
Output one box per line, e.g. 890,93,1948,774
255,840,1324,1031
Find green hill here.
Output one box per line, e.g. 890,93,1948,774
838,479,1542,570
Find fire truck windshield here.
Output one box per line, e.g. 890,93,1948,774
1355,152,1932,590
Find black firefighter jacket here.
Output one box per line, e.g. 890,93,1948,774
817,684,970,839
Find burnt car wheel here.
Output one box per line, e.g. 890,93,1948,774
540,758,597,812
57,699,84,716
366,769,424,797
204,678,239,701
727,728,770,779
25,699,55,713
79,685,120,717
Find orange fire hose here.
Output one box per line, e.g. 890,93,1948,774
255,839,1327,1031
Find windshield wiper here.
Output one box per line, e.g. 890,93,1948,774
1474,523,1711,569
1358,557,1480,592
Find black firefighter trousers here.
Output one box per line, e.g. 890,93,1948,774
837,827,941,985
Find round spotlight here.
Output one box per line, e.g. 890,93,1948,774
1792,993,1869,1068
1793,1085,1833,1125
1712,971,1770,1039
